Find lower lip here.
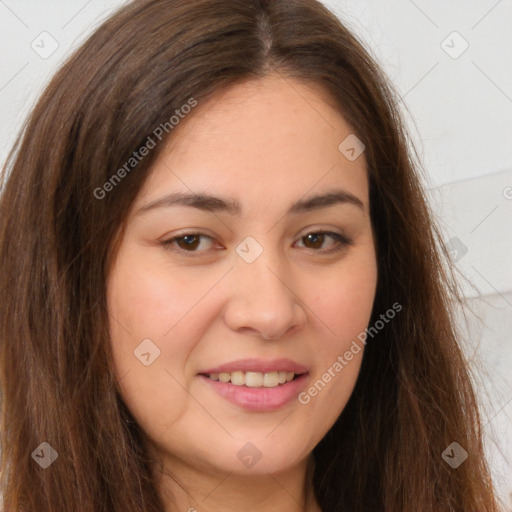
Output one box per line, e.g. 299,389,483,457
198,373,309,412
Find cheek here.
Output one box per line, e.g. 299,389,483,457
107,257,194,337
313,251,377,347
105,250,205,433
302,251,377,412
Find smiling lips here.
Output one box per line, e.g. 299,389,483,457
198,358,310,411
206,370,296,388
199,357,308,388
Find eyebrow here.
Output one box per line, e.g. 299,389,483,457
135,188,365,217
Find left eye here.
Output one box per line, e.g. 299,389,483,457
161,231,352,255
295,231,351,252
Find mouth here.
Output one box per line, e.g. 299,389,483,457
197,369,310,412
198,370,303,388
197,358,310,411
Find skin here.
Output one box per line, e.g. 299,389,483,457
107,73,378,512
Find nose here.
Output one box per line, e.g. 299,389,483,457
223,247,306,340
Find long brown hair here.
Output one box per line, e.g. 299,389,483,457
0,0,500,510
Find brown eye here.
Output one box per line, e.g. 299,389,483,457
161,230,352,258
302,232,326,249
176,234,201,251
161,233,215,254
296,231,353,254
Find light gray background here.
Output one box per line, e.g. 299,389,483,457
1,0,511,508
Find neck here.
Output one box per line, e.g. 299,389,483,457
152,451,321,512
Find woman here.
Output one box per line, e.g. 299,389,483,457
0,0,500,510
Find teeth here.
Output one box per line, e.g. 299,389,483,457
263,372,278,387
245,371,263,387
231,371,244,386
207,371,297,388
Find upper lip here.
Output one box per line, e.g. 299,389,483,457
199,358,309,375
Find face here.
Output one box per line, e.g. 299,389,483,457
107,74,377,477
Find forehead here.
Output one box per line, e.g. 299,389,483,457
133,74,369,214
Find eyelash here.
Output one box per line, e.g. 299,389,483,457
160,230,353,257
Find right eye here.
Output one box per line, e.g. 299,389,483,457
160,233,220,255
